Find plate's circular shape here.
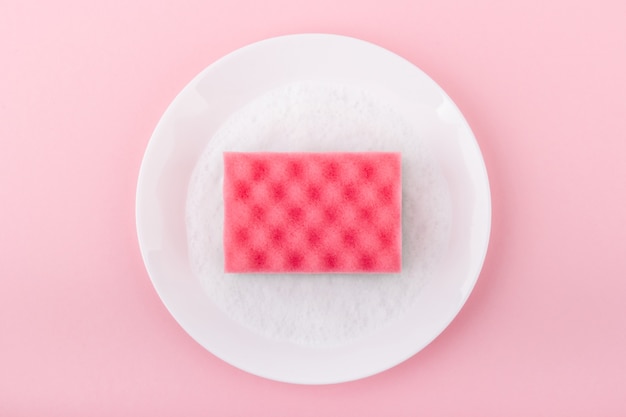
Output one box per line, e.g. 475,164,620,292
136,34,491,384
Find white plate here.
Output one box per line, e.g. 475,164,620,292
136,34,491,384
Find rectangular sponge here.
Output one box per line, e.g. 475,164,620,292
223,152,402,273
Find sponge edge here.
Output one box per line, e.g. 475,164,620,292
223,152,402,273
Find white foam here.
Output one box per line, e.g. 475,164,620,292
186,81,451,347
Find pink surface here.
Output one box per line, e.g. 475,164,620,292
223,152,402,273
1,0,626,414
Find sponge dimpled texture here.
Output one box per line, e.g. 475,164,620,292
223,152,402,273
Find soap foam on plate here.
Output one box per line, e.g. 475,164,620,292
186,81,451,347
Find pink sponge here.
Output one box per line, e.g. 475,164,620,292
223,152,402,273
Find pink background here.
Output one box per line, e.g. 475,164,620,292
2,0,625,415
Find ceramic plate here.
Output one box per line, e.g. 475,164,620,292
136,34,491,384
